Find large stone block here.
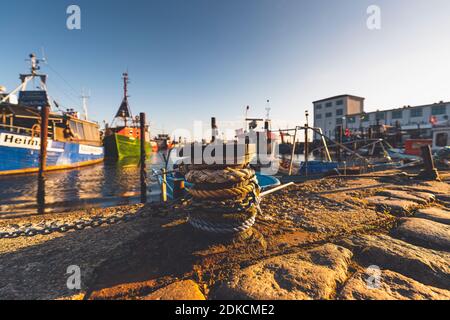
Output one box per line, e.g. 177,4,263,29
143,280,206,300
366,196,419,215
375,189,433,205
339,269,450,300
212,244,352,300
415,207,450,225
394,218,450,251
340,234,450,289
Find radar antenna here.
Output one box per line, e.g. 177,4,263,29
265,99,271,120
80,88,91,120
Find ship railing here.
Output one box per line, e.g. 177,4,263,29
62,137,103,146
0,123,55,138
0,123,34,135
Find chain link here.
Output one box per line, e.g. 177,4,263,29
0,202,178,240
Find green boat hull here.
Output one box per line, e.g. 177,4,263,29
104,133,152,159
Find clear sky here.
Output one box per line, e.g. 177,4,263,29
1,0,450,135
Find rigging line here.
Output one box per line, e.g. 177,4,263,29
47,89,64,112
47,79,79,106
47,94,62,112
46,76,80,104
45,62,81,99
46,78,80,107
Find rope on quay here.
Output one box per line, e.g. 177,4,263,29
185,166,262,234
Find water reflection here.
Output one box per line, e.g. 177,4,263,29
37,175,45,215
0,153,166,216
0,151,314,216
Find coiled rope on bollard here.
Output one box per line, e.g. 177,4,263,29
186,168,255,185
185,166,261,234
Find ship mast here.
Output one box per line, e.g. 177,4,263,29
80,88,90,120
122,72,129,127
123,72,129,101
1,53,48,104
112,72,133,127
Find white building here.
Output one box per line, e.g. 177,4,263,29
313,95,365,139
313,95,450,140
346,102,450,132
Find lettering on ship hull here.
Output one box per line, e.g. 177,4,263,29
0,133,64,152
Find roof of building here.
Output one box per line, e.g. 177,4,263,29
349,101,450,116
313,94,365,104
369,102,449,114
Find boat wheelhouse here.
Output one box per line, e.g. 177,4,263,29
432,120,450,151
154,133,174,151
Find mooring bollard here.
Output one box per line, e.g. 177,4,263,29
211,117,218,143
37,105,49,214
304,111,310,177
304,126,309,177
288,127,298,176
184,142,260,234
161,168,168,202
37,175,45,215
140,112,147,204
419,145,440,180
38,105,49,177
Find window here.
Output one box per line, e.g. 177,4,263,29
336,100,344,106
316,104,322,110
336,109,343,116
432,105,446,115
325,102,332,108
347,116,356,124
436,133,448,147
336,118,343,125
76,122,85,139
316,114,322,120
69,120,85,140
376,112,385,121
410,108,423,117
392,110,403,119
325,112,333,118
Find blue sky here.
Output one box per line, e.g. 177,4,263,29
1,0,450,135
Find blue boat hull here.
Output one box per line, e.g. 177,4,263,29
299,161,339,175
157,171,281,200
0,131,104,175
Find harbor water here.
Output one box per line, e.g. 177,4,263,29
0,153,170,216
0,152,312,217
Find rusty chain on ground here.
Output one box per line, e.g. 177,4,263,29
0,201,187,240
0,168,185,240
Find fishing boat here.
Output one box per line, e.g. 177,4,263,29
104,72,152,159
386,148,421,161
0,54,104,176
154,133,174,151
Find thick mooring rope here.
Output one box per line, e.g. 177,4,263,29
189,215,256,234
186,168,255,184
188,179,258,200
186,166,261,234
